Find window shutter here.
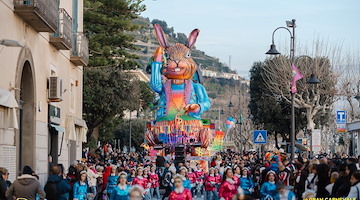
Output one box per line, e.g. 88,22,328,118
0,146,17,182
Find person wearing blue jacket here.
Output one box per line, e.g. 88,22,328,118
45,166,71,200
73,171,92,200
106,166,119,196
239,168,254,196
110,172,130,200
269,158,279,174
260,171,278,200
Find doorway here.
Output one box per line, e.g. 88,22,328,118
18,61,36,174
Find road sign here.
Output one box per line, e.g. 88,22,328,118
336,111,346,124
336,124,346,133
253,130,267,144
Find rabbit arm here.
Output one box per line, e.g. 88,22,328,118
193,83,211,115
150,62,163,93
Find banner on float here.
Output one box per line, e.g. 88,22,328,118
211,130,225,151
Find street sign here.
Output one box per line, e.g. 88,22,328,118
336,111,346,124
253,130,267,144
336,124,346,133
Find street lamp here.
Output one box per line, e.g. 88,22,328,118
294,55,321,84
266,19,296,160
228,102,234,108
0,39,24,47
266,20,322,160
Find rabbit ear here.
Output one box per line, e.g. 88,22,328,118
187,29,200,48
154,24,169,48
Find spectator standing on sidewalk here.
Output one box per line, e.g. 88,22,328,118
0,168,11,200
44,165,71,200
5,166,45,200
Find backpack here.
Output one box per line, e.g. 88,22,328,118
44,181,59,200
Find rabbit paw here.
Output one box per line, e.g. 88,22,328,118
154,46,164,62
184,104,200,114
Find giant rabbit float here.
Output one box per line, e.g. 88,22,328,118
145,24,212,148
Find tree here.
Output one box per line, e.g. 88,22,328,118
114,119,147,151
84,0,145,68
262,53,337,134
176,33,188,44
83,0,153,143
83,68,137,141
249,61,307,148
150,19,175,37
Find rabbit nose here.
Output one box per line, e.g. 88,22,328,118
174,60,181,66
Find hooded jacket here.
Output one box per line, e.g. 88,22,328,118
46,174,71,200
5,174,45,200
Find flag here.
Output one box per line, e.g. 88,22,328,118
291,64,304,93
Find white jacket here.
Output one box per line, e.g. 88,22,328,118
305,173,318,192
347,182,360,199
87,168,99,187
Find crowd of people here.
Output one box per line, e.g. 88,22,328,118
1,144,360,200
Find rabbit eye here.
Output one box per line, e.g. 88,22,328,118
185,51,191,58
164,52,170,59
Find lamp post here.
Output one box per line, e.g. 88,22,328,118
266,19,320,160
0,39,24,47
228,94,242,148
266,19,296,160
218,106,225,130
129,112,132,151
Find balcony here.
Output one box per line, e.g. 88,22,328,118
50,9,73,50
70,33,89,66
14,0,59,33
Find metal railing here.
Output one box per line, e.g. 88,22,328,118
54,8,73,48
14,0,59,32
72,32,89,65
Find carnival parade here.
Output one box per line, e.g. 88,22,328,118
1,0,360,200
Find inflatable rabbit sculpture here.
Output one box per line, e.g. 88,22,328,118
145,24,212,148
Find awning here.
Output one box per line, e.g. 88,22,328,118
65,116,88,142
49,124,65,132
0,88,19,108
0,88,19,129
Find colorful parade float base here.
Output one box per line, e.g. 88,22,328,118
144,24,224,167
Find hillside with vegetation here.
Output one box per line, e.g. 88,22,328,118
131,17,236,74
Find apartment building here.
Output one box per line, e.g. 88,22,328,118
0,0,88,184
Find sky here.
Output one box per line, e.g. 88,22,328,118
141,0,360,78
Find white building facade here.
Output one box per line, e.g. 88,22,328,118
0,0,88,184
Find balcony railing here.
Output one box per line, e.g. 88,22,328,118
14,0,58,32
50,9,73,50
70,33,89,66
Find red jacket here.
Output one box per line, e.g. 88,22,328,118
188,172,197,184
233,174,240,187
218,179,237,200
149,173,160,188
195,171,205,183
215,174,222,184
132,176,149,189
102,166,112,190
204,175,217,191
169,188,192,200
